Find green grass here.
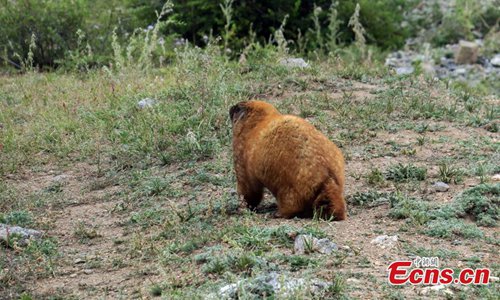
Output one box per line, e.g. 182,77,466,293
385,163,427,182
388,184,499,239
1,42,499,299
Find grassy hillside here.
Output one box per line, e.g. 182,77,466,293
1,45,499,299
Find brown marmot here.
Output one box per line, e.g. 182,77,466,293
229,100,346,220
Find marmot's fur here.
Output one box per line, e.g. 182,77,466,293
229,100,346,220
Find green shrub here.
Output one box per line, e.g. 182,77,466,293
452,184,499,227
385,163,427,182
0,0,88,68
425,219,484,239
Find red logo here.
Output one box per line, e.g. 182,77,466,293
387,257,491,285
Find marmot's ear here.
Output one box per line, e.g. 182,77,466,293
229,102,248,124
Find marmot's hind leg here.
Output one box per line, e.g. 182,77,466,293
313,179,346,221
238,180,264,210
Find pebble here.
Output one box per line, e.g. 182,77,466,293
371,235,398,249
491,54,500,67
74,258,86,264
137,98,157,109
492,174,500,182
433,181,450,192
279,58,310,69
294,234,338,255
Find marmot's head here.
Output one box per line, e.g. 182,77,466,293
229,100,280,125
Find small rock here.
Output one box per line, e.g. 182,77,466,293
83,269,93,275
69,273,78,278
371,235,398,249
395,66,414,75
279,58,309,69
53,174,69,183
0,224,43,246
492,174,500,182
294,234,338,255
420,284,446,295
455,40,479,65
490,276,499,282
212,272,330,299
137,98,157,109
490,54,500,67
346,278,361,284
74,258,86,264
455,67,467,75
433,182,450,192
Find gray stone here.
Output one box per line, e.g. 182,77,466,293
370,235,398,249
433,182,450,192
53,174,69,183
294,234,338,255
395,66,414,75
211,272,330,299
74,258,86,264
455,40,479,65
279,58,309,69
490,54,500,67
419,284,449,296
0,224,43,246
137,98,157,109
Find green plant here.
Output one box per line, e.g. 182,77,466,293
348,3,366,50
348,191,391,208
438,163,464,184
385,163,427,182
366,168,385,186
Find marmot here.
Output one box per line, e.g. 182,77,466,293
229,100,346,220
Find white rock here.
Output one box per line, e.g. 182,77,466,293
74,258,86,264
346,278,361,284
492,174,500,182
0,224,43,246
490,276,499,282
53,174,69,183
420,284,447,295
279,58,309,69
294,234,338,255
371,235,398,249
395,66,414,75
137,98,157,109
433,182,450,192
490,54,500,67
212,272,330,299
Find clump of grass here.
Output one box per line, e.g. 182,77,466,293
424,219,484,239
150,284,163,297
348,191,392,208
438,162,464,184
73,221,101,243
388,193,432,226
0,210,33,227
385,163,427,182
452,183,499,227
327,273,346,298
388,184,499,239
366,168,385,186
198,249,265,275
